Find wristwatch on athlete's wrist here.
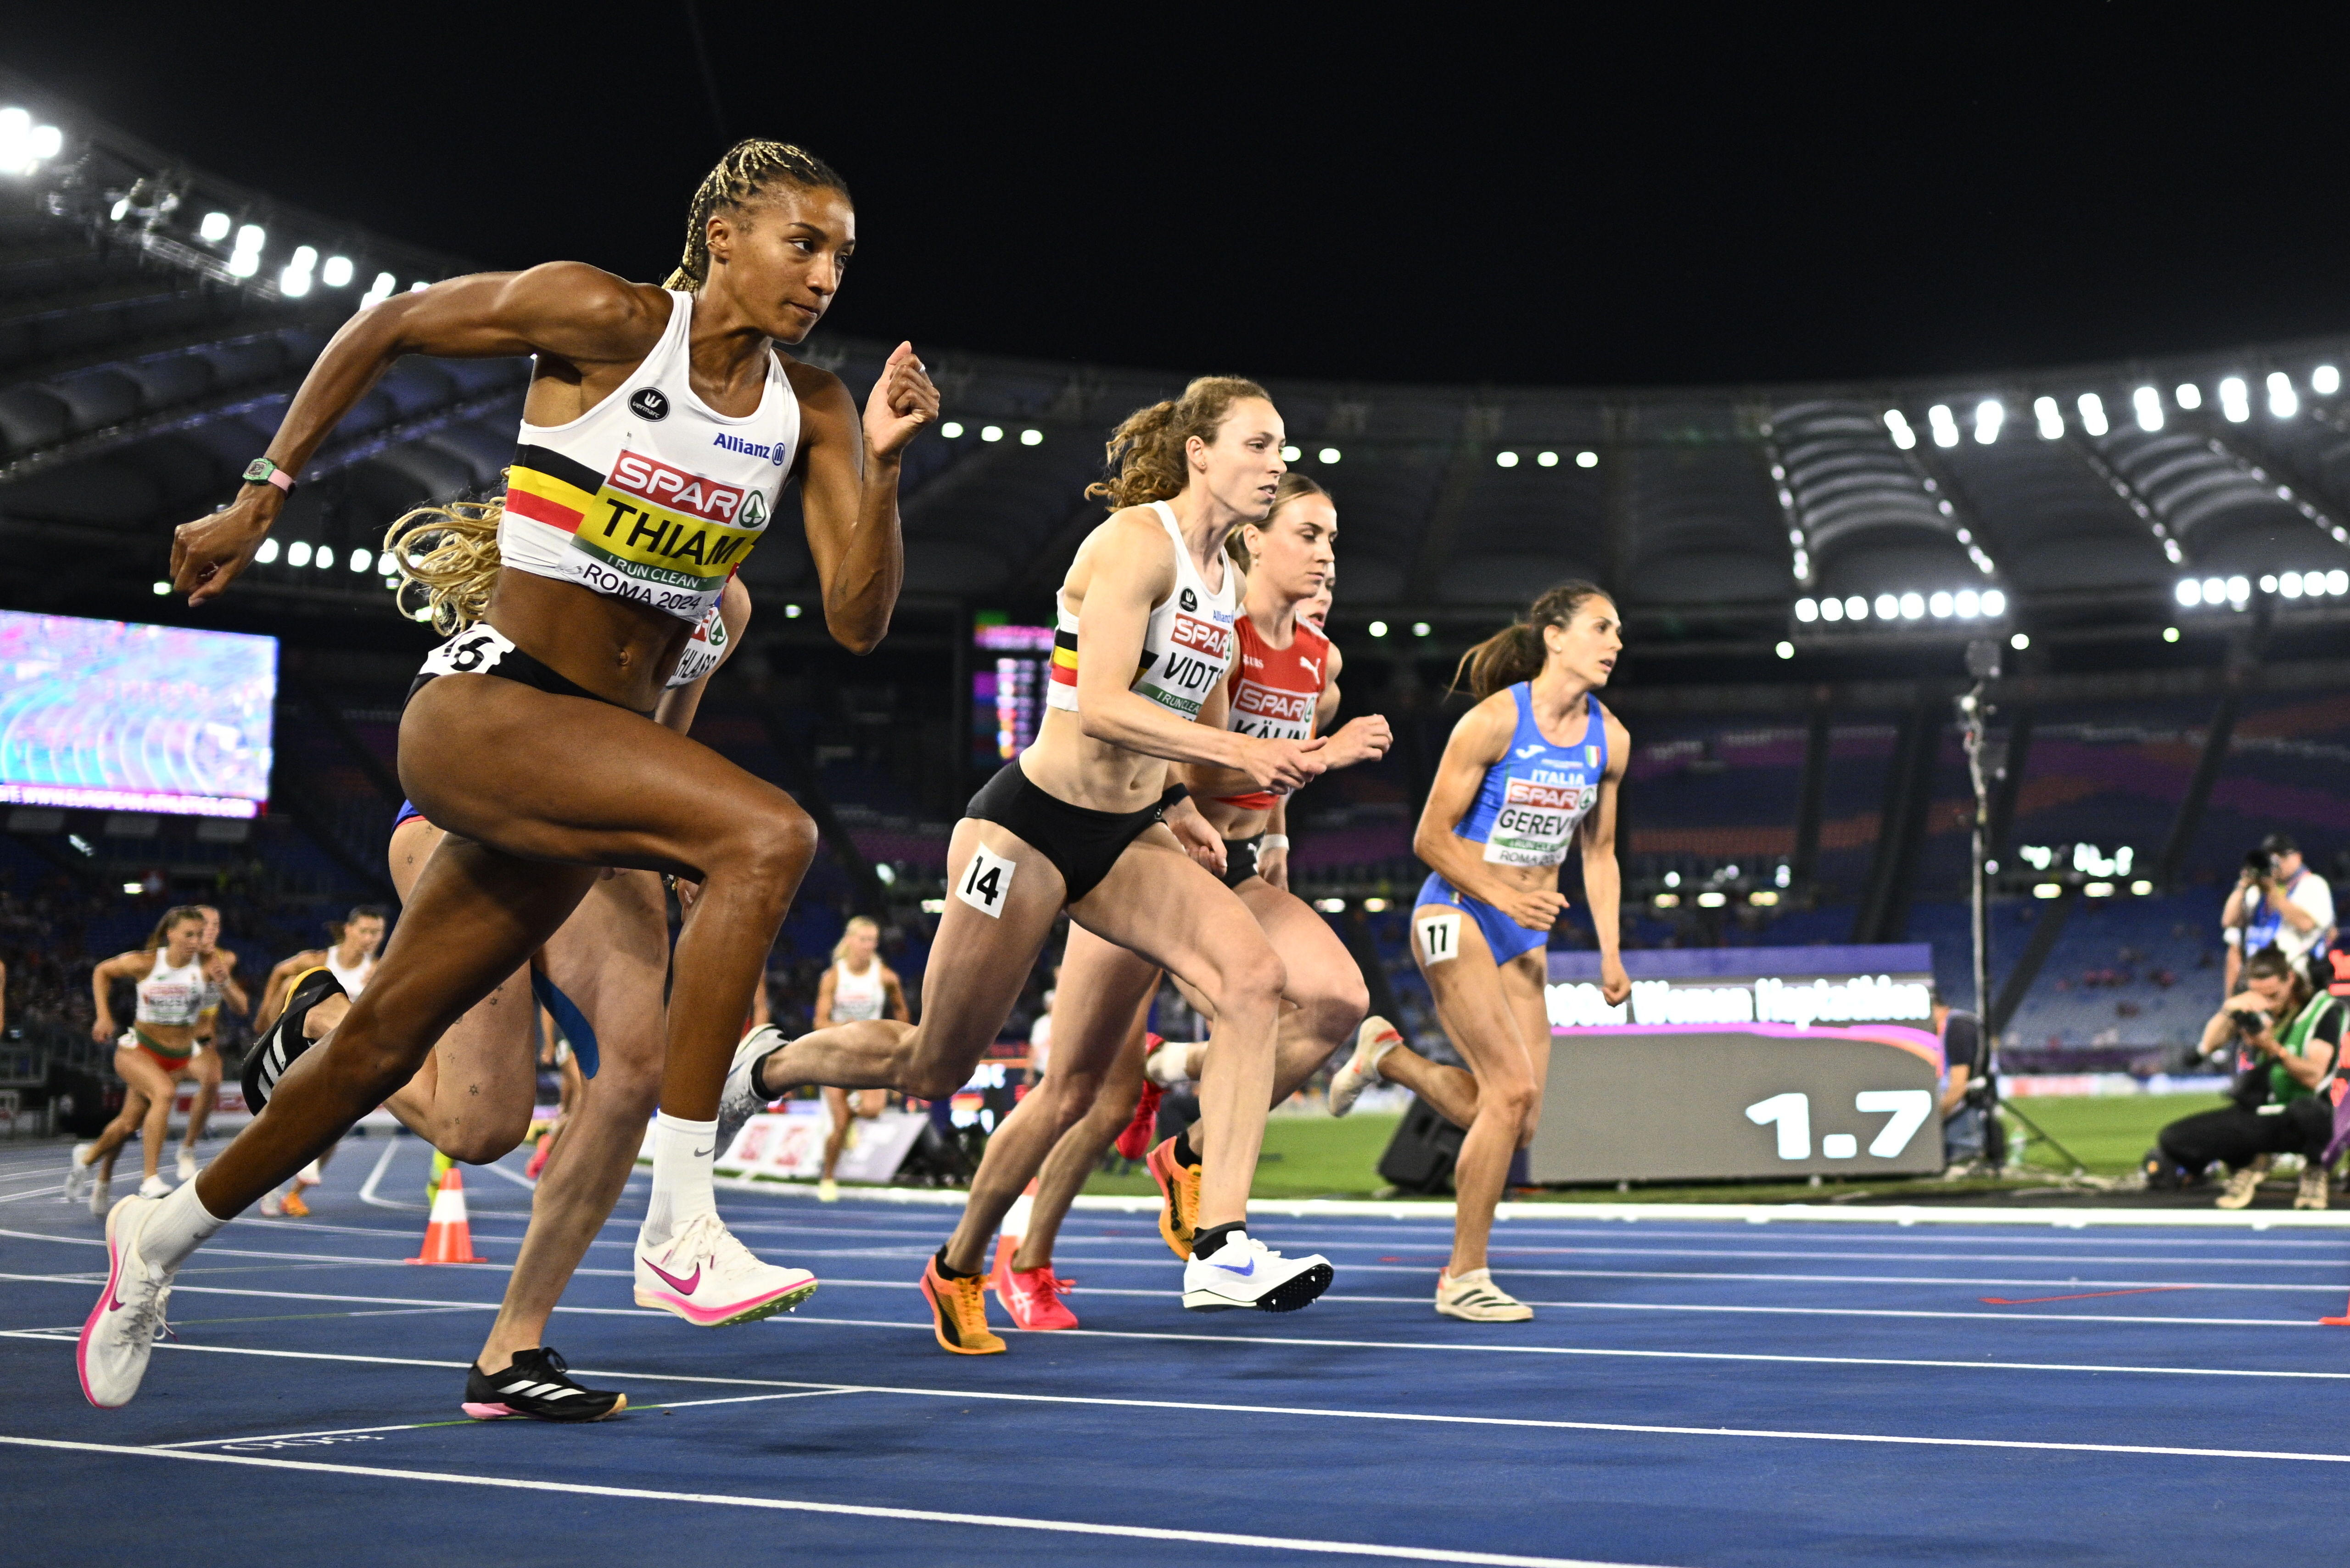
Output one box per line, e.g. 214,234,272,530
241,458,296,494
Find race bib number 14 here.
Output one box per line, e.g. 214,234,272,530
956,844,1018,918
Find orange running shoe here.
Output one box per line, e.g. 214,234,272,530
280,1189,309,1218
1114,1080,1164,1163
1144,1134,1202,1259
919,1255,1006,1355
991,1245,1079,1330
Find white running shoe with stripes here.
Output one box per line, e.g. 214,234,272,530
1327,1017,1401,1118
1436,1266,1533,1322
177,1148,198,1183
78,1193,179,1407
634,1210,817,1327
713,1026,783,1157
63,1142,93,1204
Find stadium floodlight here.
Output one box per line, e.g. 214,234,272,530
1775,641,1794,660
0,108,63,175
321,255,353,287
1279,443,1298,461
1019,428,1042,446
1319,447,1342,464
1819,597,1844,621
2163,626,2181,642
2199,575,2225,604
1844,595,1867,620
2132,386,2163,432
2265,573,2283,594
1575,450,1596,468
2176,382,2204,409
1874,593,1897,619
1929,590,1954,617
941,421,964,438
1899,591,1925,619
360,270,395,308
2331,570,2349,595
2314,365,2342,396
199,211,232,243
2076,392,2109,437
2219,376,2251,422
1956,588,1981,618
980,425,1003,442
1367,619,1388,637
1495,450,1519,468
2010,632,2030,650
347,549,373,574
315,545,335,569
409,280,429,293
1794,598,1818,622
2176,578,2201,606
254,538,280,565
280,245,317,297
1927,404,1960,448
1981,589,2006,617
151,581,169,595
1883,409,1917,449
1974,400,2003,444
233,223,264,255
285,542,311,567
2227,574,2251,605
2033,396,2063,438
1412,622,1431,637
1537,450,1558,467
2267,371,2298,418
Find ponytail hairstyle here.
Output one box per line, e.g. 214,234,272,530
1451,580,1615,703
1086,375,1274,511
666,139,850,291
144,906,207,952
1227,471,1331,571
832,915,880,964
2242,944,2315,1018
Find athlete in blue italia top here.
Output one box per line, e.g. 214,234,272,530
1325,581,1630,1322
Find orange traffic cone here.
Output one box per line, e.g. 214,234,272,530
407,1164,488,1265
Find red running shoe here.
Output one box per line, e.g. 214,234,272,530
1115,1080,1164,1162
992,1247,1079,1331
523,1130,555,1181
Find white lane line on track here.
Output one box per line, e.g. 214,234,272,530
0,1439,1659,1568
0,1261,2330,1329
162,1389,867,1451
16,1221,2342,1297
12,1299,2347,1383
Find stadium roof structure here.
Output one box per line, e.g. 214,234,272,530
6,72,2350,661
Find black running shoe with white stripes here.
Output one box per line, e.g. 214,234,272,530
461,1346,627,1422
240,966,344,1112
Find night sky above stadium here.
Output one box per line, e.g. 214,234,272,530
13,9,2350,389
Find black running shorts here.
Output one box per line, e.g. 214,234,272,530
405,628,654,718
1220,833,1265,890
964,762,1186,905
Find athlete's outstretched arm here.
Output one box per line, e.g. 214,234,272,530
791,342,937,655
170,263,671,604
1578,711,1633,1003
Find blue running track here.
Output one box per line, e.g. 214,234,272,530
4,1136,2350,1567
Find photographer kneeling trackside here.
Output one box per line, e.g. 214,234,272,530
2156,945,2341,1210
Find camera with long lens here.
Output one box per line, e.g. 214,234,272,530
2227,1004,2269,1040
2244,847,2278,882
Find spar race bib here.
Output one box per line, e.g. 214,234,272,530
1481,775,1596,867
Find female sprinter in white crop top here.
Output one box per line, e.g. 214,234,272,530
91,139,937,1413
735,376,1338,1351
72,908,212,1201
806,915,907,1200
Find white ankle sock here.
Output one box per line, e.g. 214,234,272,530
640,1113,719,1249
143,1180,228,1271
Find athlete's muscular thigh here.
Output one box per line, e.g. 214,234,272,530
1069,829,1282,1006
399,676,804,878
1052,924,1164,1086
901,818,1070,1081
538,868,670,1078
1240,879,1361,1006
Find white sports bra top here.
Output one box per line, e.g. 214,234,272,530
1045,501,1238,721
326,948,375,997
135,950,207,1028
830,957,887,1022
495,289,800,625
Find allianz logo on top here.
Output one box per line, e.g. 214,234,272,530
1546,974,1935,1031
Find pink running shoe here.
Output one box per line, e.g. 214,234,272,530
634,1212,817,1327
992,1247,1079,1331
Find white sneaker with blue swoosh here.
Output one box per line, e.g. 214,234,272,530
1181,1231,1333,1312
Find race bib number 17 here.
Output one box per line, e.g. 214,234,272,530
956,844,1018,918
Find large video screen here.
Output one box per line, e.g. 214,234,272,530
0,611,277,818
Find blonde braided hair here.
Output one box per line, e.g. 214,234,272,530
664,139,850,291
383,499,502,635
